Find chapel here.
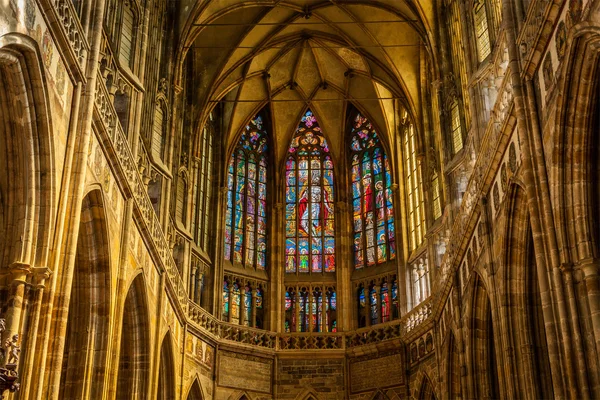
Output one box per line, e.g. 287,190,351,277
0,0,597,398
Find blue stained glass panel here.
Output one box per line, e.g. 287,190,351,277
324,237,335,254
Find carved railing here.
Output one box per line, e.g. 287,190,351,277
39,0,88,71
433,67,515,310
403,298,433,334
516,0,554,75
188,299,433,351
188,301,277,349
278,333,344,350
93,71,188,315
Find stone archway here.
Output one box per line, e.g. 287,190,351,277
469,277,499,400
186,379,203,400
59,189,111,399
157,331,177,400
418,374,436,400
116,274,151,399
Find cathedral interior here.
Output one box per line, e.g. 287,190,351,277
0,0,599,398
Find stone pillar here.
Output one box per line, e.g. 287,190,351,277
240,286,246,326
365,286,372,328
321,290,328,332
251,289,258,328
295,287,301,332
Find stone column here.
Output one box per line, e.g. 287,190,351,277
251,289,258,328
240,286,246,326
321,290,328,332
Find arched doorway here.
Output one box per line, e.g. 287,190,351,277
157,332,176,400
116,275,151,399
59,190,111,398
187,379,203,400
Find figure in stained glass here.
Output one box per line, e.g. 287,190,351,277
285,110,335,274
349,111,396,269
224,113,269,270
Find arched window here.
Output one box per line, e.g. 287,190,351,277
432,171,442,220
176,170,188,224
298,288,309,332
194,117,215,251
152,102,167,161
402,117,426,251
224,115,268,270
446,0,471,126
350,112,396,268
285,110,335,275
119,1,136,68
474,0,491,62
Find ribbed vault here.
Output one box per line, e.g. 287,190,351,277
179,0,436,164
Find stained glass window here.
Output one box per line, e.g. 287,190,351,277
392,280,399,319
244,287,252,326
403,119,426,251
231,283,241,324
447,0,471,128
285,290,293,332
381,283,390,323
326,289,337,332
256,289,264,329
358,285,367,328
224,115,268,270
222,281,229,319
285,110,335,274
474,0,491,61
370,287,379,325
194,115,215,252
350,112,396,269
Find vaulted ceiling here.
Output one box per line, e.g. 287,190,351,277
179,0,437,165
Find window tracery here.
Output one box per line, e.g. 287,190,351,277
222,276,266,328
224,115,268,270
285,285,337,332
194,116,215,252
402,116,426,251
349,112,396,269
285,110,335,275
356,276,399,328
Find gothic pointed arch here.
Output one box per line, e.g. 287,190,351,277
284,109,335,275
503,184,553,398
117,274,151,399
186,378,204,400
0,33,55,274
347,107,396,269
157,331,177,400
418,374,437,400
447,331,462,399
60,189,111,399
224,111,270,270
468,276,500,399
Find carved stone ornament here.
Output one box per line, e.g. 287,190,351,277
0,319,20,399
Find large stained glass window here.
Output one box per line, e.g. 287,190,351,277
224,115,268,270
350,113,396,268
285,110,335,274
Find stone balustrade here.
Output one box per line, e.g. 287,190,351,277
93,71,188,316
